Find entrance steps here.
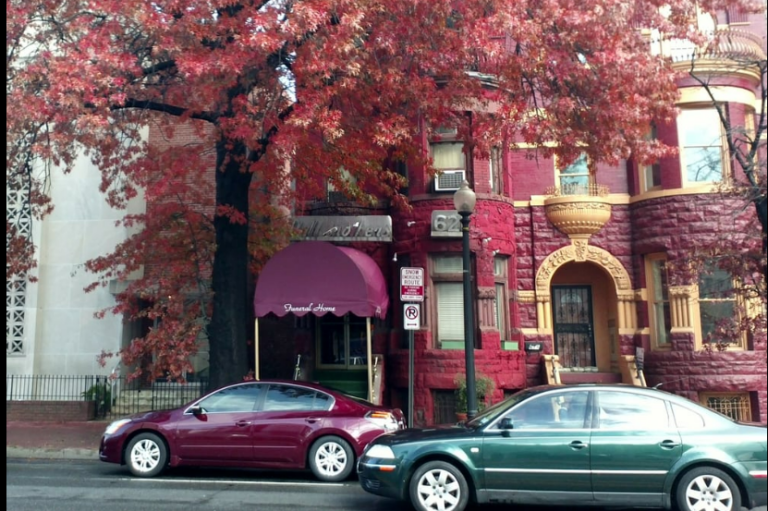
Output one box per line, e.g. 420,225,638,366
542,355,645,386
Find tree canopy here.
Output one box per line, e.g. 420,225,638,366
6,0,762,387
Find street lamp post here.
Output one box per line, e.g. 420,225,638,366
453,180,478,420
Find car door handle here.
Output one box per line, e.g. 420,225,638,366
660,439,681,449
235,420,251,427
569,440,588,450
305,417,319,424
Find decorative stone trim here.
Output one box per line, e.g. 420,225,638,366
668,285,697,333
514,290,536,303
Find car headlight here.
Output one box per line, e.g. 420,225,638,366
104,418,132,435
366,444,396,459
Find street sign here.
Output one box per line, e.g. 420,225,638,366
404,304,421,330
400,267,424,302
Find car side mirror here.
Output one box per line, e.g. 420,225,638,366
189,405,206,417
499,417,515,436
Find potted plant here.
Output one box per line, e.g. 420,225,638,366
454,373,495,422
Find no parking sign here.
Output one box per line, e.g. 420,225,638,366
403,304,420,330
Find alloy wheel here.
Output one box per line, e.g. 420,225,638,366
314,441,348,477
130,438,161,473
683,474,734,511
415,468,462,511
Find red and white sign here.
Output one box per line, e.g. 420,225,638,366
404,304,421,330
400,267,424,302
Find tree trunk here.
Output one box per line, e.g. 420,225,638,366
207,139,253,390
755,195,767,254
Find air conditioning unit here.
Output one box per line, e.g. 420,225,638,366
434,170,466,192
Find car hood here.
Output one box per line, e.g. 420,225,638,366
128,409,175,423
379,424,474,445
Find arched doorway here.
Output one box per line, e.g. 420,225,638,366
551,262,617,371
534,243,636,373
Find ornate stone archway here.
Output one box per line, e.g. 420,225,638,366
534,241,637,332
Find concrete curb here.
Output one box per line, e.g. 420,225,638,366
6,447,99,461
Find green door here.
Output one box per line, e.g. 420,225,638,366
590,389,683,507
481,389,593,504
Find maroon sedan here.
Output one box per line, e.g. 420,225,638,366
99,379,404,482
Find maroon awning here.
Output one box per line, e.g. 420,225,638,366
253,241,389,319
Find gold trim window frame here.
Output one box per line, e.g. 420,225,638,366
677,106,730,187
645,253,672,350
694,266,747,350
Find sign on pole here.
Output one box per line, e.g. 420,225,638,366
400,267,424,302
404,304,421,330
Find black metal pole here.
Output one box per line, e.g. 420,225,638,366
408,329,414,428
460,211,478,420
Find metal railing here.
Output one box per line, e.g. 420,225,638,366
6,374,209,419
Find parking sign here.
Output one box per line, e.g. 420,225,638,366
400,267,424,302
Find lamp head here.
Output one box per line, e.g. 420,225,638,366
453,180,477,214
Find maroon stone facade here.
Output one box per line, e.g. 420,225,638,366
265,18,766,426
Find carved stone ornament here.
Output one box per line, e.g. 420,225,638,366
477,287,497,300
543,195,612,241
536,244,631,293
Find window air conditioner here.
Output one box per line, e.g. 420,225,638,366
434,170,466,192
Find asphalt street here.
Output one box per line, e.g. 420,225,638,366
6,459,766,511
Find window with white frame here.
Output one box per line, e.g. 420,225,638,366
678,108,726,185
557,153,591,195
494,256,509,339
645,254,671,349
432,255,467,347
6,185,31,356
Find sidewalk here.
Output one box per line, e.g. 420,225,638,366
6,420,106,460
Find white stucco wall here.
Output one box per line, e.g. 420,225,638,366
6,131,147,376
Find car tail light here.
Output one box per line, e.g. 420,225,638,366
365,411,399,432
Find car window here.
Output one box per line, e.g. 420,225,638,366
672,403,705,429
197,383,263,413
502,391,589,430
264,384,318,412
597,391,670,430
313,392,332,411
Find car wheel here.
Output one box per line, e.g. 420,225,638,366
676,466,741,511
409,460,469,511
126,432,168,478
309,435,354,482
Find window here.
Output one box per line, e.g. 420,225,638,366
489,147,503,194
433,390,457,425
316,314,368,368
197,384,263,413
640,125,662,192
557,153,591,195
678,108,725,185
502,391,590,430
597,391,670,430
432,255,469,347
672,403,705,429
645,254,671,349
697,267,742,348
327,167,356,202
701,392,752,422
494,256,509,339
431,142,467,191
263,384,329,412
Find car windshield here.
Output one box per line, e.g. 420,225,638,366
465,389,536,428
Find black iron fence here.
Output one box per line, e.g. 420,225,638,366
6,374,209,419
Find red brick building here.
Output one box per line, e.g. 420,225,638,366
249,12,768,426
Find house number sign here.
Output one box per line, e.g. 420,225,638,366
430,210,462,238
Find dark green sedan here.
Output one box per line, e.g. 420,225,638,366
358,384,767,511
